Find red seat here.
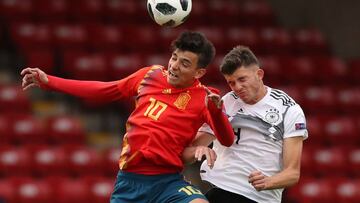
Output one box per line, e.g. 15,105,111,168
0,84,31,113
87,177,114,203
0,115,11,144
258,28,292,55
0,0,32,21
279,56,315,85
203,55,226,84
190,0,209,25
68,0,104,21
15,178,52,203
208,1,238,25
107,53,144,80
123,26,160,53
337,88,360,113
145,54,169,67
300,146,315,176
334,178,360,203
62,51,108,81
287,177,335,203
103,0,137,23
226,27,259,54
10,23,53,51
65,145,102,176
32,0,68,22
0,178,16,203
258,56,281,86
305,116,325,145
23,49,55,75
239,1,276,26
53,24,88,51
51,177,90,203
195,27,225,53
313,56,348,84
29,145,67,177
8,114,45,144
45,115,85,144
87,24,124,51
323,117,358,146
303,86,336,113
102,148,121,177
347,148,360,177
348,59,360,84
0,146,31,176
313,147,347,177
292,29,329,55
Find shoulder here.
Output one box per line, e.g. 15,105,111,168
268,87,297,107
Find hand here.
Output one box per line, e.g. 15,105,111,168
248,170,269,191
194,146,217,169
20,67,49,91
204,86,223,109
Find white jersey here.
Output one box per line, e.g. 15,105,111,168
199,87,308,203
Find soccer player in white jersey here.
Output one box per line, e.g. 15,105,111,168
183,45,308,203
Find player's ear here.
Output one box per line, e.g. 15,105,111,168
257,68,264,80
194,68,206,79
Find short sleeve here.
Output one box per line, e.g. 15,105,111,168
283,104,308,140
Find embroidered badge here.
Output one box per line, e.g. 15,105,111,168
162,88,172,94
174,92,191,110
265,108,280,124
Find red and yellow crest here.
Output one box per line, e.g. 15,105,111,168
174,92,191,110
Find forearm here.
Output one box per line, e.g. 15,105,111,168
43,75,123,102
207,101,234,147
265,168,300,190
181,146,198,165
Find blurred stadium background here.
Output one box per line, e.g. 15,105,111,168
0,0,360,202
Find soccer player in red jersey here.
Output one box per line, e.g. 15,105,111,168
21,31,234,203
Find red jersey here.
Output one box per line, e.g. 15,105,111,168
44,66,234,175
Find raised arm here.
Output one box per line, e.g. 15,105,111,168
204,87,234,147
21,67,143,102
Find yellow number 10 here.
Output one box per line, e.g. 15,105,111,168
144,98,167,120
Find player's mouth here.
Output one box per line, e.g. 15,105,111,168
168,70,179,79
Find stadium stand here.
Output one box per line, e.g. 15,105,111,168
0,0,359,203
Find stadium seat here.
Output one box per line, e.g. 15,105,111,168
207,1,239,25
190,0,208,25
292,29,329,55
103,0,137,23
45,115,86,144
65,145,103,176
300,146,315,176
225,27,259,54
0,0,32,21
239,0,275,26
313,56,348,84
258,56,281,86
0,115,11,144
53,24,88,51
102,147,121,177
15,178,52,203
279,56,315,85
10,23,53,51
50,177,90,203
323,117,358,146
305,116,325,145
348,59,360,84
87,24,124,51
62,51,108,81
313,147,348,177
68,0,104,21
123,25,160,53
347,148,360,177
86,177,114,203
32,0,68,22
287,177,335,203
0,178,16,203
7,114,45,144
334,178,360,203
145,54,169,67
303,86,336,113
0,145,31,176
258,27,292,55
0,85,31,113
23,49,55,74
107,53,144,80
29,145,67,177
337,87,360,114
203,54,226,84
195,27,225,54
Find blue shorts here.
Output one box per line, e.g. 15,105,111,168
110,171,207,203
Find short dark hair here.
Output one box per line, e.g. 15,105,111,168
171,31,215,68
220,45,260,75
